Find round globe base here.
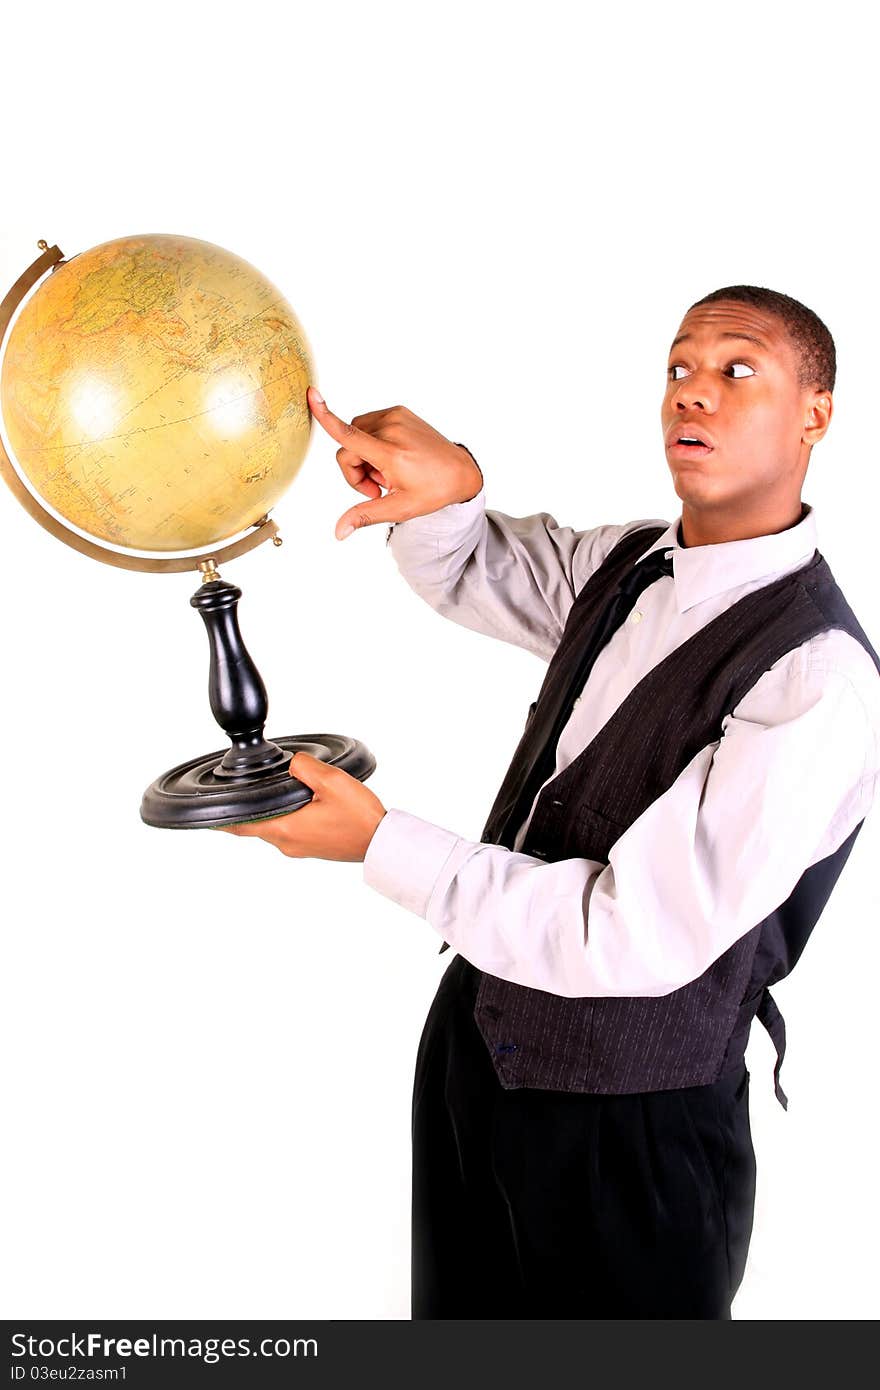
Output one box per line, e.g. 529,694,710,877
140,733,377,830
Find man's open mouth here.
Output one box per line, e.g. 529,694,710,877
668,436,714,455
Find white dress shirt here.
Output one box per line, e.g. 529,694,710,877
363,486,880,998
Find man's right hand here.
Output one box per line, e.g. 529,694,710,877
306,386,483,540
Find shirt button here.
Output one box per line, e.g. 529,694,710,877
573,696,582,707
629,609,643,624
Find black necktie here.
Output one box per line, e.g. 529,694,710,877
501,544,676,848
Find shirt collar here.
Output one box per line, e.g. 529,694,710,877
637,501,819,614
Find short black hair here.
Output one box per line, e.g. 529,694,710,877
686,284,836,394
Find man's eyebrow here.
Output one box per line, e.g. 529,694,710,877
669,331,771,352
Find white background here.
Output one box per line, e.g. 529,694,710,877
1,0,877,1321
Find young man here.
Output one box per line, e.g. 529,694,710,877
221,286,880,1319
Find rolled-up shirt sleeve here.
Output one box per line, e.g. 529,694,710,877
363,660,879,997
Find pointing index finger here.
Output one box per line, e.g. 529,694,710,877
307,387,394,467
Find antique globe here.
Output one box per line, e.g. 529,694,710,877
0,234,375,828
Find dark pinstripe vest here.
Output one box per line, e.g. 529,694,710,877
441,524,880,1105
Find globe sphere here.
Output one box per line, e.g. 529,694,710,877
0,233,314,552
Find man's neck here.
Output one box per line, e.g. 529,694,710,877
679,500,805,548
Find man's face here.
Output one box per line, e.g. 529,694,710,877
660,300,829,517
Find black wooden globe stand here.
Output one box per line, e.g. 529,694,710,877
140,561,376,829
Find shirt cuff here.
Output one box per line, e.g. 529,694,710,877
388,484,485,539
363,808,463,918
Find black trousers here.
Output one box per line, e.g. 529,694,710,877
412,953,757,1319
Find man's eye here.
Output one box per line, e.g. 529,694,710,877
667,362,756,381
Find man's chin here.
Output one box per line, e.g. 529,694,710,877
670,471,718,503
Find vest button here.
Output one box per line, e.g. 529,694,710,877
495,1042,518,1054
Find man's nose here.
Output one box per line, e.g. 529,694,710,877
673,380,715,411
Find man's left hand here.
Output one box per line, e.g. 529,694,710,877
216,750,387,862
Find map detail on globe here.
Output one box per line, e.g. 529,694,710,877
0,233,314,551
